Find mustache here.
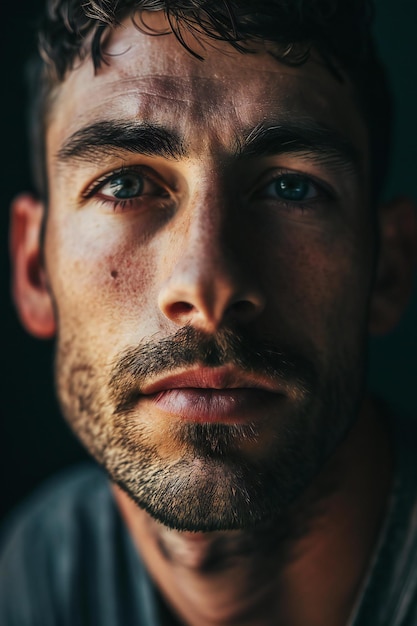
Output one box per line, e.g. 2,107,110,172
110,326,317,414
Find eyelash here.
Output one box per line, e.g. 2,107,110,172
252,169,334,213
82,166,170,212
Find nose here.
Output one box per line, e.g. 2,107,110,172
158,192,265,332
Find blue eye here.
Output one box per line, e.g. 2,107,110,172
83,166,172,214
105,173,144,199
263,174,318,202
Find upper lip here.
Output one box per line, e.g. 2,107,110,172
140,365,285,396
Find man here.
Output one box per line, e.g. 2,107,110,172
1,0,417,624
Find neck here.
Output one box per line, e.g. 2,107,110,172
112,394,394,626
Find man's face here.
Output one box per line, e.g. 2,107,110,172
43,15,374,531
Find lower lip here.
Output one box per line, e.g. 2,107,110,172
145,388,282,423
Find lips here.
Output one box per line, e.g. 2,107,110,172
140,366,285,423
141,366,283,395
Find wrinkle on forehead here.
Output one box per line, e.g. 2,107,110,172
54,70,346,127
58,63,295,115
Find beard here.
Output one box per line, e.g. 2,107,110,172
55,325,367,532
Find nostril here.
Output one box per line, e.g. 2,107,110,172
231,301,255,315
169,301,194,318
225,298,264,323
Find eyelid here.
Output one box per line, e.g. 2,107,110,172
251,167,336,200
81,164,169,201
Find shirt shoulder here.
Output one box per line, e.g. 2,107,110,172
0,462,175,626
2,460,109,522
351,411,417,626
0,462,111,558
0,463,110,625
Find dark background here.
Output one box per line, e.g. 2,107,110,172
1,0,417,523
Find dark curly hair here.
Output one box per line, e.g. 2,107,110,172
26,0,392,201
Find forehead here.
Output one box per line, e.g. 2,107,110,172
48,15,367,161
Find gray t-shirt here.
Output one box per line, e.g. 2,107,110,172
1,415,417,625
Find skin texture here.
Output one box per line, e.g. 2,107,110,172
10,12,417,626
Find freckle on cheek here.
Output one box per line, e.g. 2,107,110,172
111,270,118,279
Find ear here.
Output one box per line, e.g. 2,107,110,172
9,193,56,339
369,195,417,336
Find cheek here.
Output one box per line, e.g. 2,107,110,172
45,215,158,337
103,249,155,305
262,227,374,346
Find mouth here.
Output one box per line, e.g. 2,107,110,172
140,365,286,424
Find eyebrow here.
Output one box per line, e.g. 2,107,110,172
56,118,361,176
236,122,361,174
56,120,187,164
